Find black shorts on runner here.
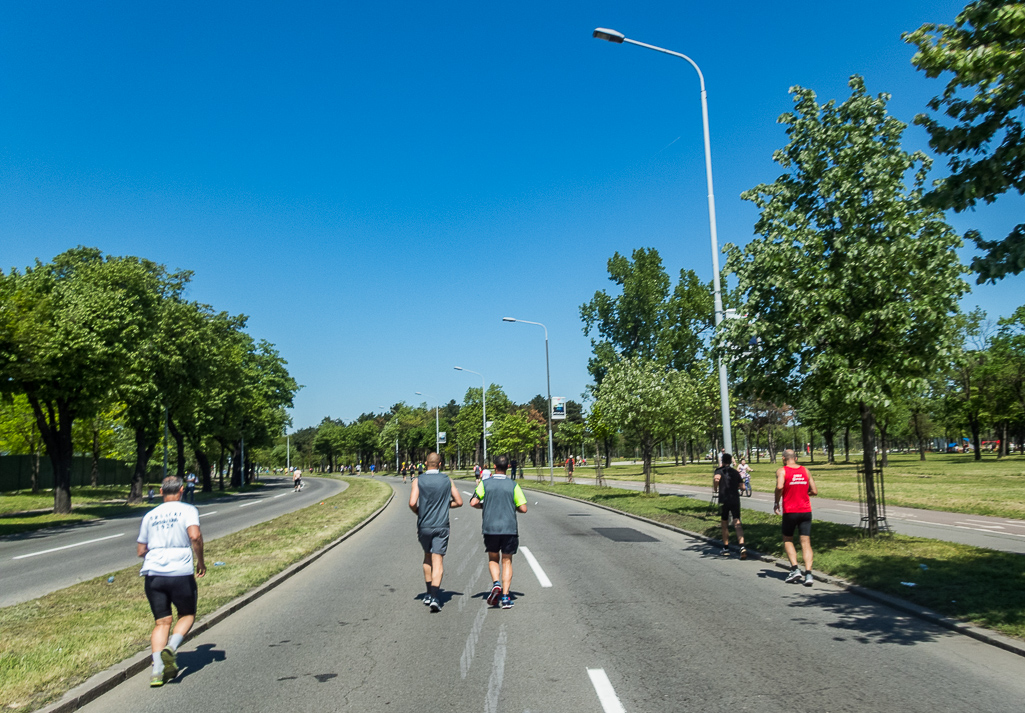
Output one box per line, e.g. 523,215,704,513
144,574,198,619
418,527,450,555
719,499,741,521
483,534,519,555
781,512,813,537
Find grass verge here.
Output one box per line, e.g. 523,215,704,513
556,453,1025,520
0,477,391,712
0,483,266,537
521,482,1025,641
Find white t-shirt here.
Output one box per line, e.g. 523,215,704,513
137,501,200,577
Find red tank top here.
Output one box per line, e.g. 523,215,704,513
782,465,812,513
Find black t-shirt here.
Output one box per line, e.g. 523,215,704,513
715,466,742,502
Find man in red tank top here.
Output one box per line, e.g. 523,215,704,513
774,449,818,587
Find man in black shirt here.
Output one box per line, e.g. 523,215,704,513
714,453,747,559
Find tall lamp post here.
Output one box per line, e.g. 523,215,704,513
454,367,487,465
592,27,734,456
415,391,441,456
502,317,555,483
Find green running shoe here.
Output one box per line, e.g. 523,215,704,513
160,647,178,682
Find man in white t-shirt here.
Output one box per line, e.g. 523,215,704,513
137,475,206,687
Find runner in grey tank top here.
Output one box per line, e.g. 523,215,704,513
470,455,528,609
408,452,463,612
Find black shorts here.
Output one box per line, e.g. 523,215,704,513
418,527,450,555
483,534,519,555
781,512,813,538
719,499,741,521
144,574,198,620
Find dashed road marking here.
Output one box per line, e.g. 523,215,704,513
520,546,553,588
587,668,626,713
199,511,217,517
14,533,124,560
238,501,259,508
483,625,507,713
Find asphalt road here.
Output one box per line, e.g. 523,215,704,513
78,478,1025,713
0,476,346,607
521,473,1025,554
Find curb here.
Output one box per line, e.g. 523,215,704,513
523,485,1025,659
34,486,396,713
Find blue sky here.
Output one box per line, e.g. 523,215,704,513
2,1,1022,429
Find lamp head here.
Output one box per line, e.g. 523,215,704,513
502,317,516,322
593,27,625,43
454,366,463,371
415,392,423,395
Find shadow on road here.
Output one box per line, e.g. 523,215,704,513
787,590,950,647
174,643,227,682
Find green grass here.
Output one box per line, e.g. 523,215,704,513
569,452,1025,520
521,482,1025,641
0,477,392,713
0,483,266,536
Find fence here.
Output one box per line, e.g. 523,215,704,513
0,455,133,493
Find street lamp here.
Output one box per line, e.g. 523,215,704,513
592,26,734,455
454,366,487,465
503,317,555,483
415,392,441,456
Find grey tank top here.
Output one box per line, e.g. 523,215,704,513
479,477,519,535
416,471,452,531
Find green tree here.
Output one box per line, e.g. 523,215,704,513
580,248,713,384
905,1,1025,281
1,248,161,513
0,394,46,492
490,411,545,466
722,76,968,534
594,356,697,494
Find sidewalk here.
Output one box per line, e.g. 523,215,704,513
518,473,1025,555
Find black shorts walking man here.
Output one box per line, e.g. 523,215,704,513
409,452,463,612
470,454,527,609
714,453,747,559
137,475,206,687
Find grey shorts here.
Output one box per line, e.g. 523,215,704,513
418,527,450,555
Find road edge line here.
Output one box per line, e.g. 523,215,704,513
524,485,1025,659
34,484,396,713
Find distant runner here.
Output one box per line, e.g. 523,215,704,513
409,452,463,612
774,449,818,587
137,475,206,687
470,454,527,609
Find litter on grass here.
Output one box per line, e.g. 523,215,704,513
901,582,917,587
213,562,226,566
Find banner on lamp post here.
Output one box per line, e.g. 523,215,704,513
552,397,567,421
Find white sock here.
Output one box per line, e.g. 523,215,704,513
152,652,163,673
168,633,184,652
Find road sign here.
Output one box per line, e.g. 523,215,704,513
552,397,567,420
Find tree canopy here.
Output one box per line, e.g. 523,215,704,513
905,1,1025,282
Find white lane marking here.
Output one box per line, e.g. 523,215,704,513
1004,521,1025,528
460,603,489,678
460,559,487,612
462,490,473,497
519,546,553,588
238,501,259,508
956,521,1004,529
273,493,288,499
587,668,626,713
483,625,507,713
199,511,217,518
13,533,125,560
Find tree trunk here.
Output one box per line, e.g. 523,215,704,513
217,443,225,491
167,418,187,479
642,437,654,495
128,426,157,504
824,424,836,464
859,401,880,537
231,441,243,487
31,448,41,494
912,412,927,461
970,418,982,462
27,395,75,514
195,448,212,492
879,419,889,467
809,429,815,464
91,426,100,487
843,426,850,463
